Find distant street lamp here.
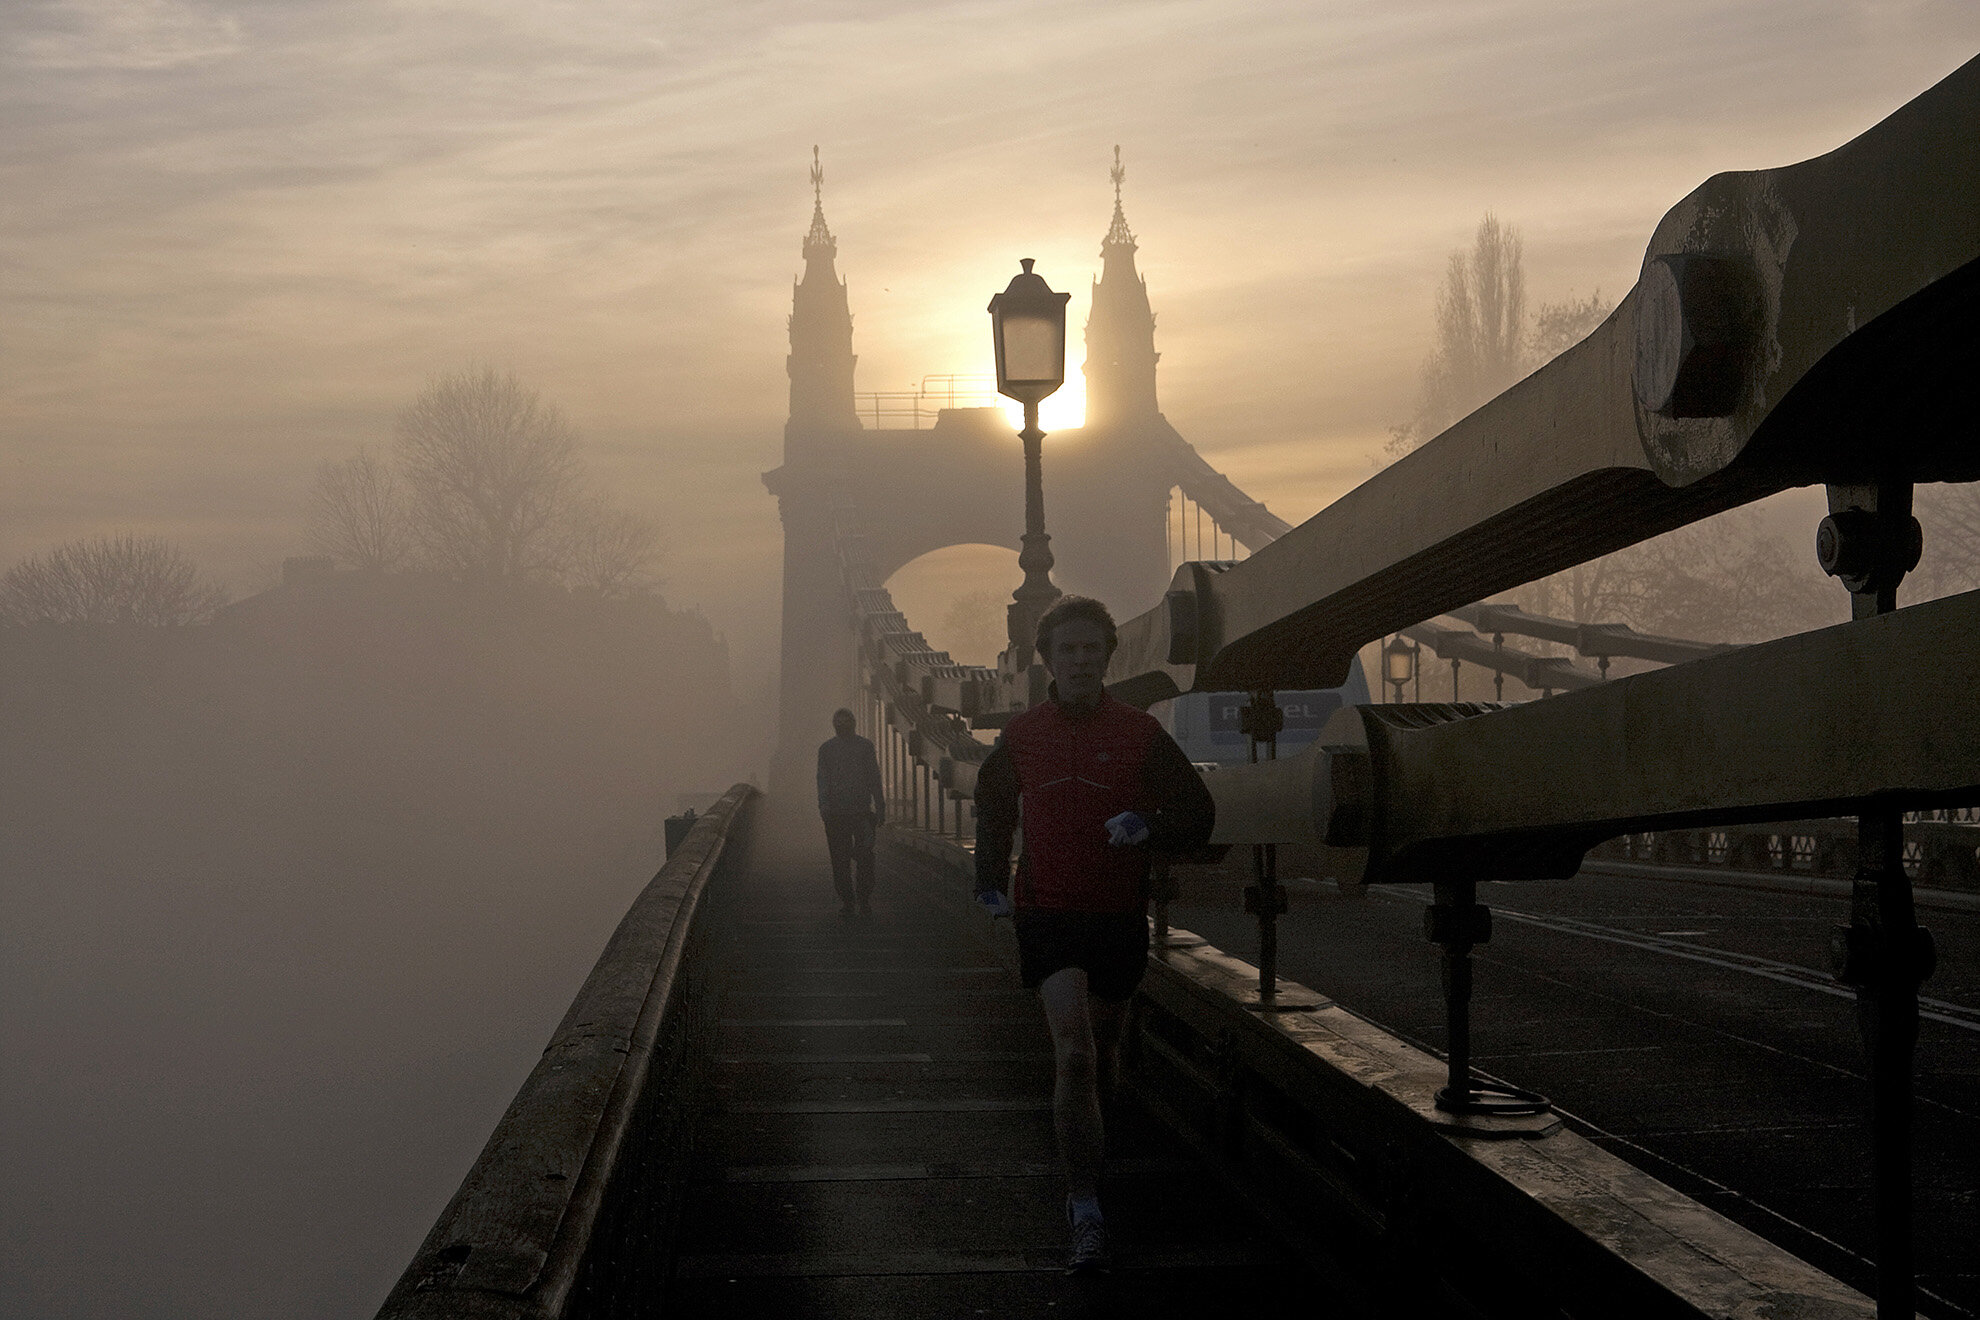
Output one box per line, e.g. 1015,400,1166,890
1383,634,1419,703
988,259,1071,662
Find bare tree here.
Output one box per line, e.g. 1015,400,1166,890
1509,511,1840,645
1530,288,1616,366
937,588,1009,668
1389,215,1527,456
1509,554,1645,632
0,533,229,626
306,448,411,572
395,367,582,586
1388,220,1615,458
1912,482,1980,600
560,496,664,596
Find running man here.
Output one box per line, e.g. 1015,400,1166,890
973,595,1215,1271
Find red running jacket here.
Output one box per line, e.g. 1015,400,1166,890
973,692,1215,913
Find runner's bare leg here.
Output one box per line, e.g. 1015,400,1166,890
1039,966,1103,1200
1088,992,1129,1114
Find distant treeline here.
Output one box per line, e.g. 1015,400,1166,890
2,569,744,865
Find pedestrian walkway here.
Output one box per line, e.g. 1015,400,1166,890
665,836,1321,1317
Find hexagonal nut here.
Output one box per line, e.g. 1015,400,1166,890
1308,706,1374,847
1633,253,1758,418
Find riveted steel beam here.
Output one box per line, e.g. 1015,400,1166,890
1203,589,1980,884
1109,55,1980,700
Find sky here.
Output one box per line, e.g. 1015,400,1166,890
4,0,1978,690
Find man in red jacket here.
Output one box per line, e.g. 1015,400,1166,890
974,595,1215,1271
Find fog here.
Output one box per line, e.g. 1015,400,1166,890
4,3,1978,1316
1,581,747,1315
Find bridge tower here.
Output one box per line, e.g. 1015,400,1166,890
764,150,1189,799
1054,147,1176,610
1084,146,1162,432
765,150,863,802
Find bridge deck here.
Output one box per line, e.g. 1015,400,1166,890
665,841,1322,1317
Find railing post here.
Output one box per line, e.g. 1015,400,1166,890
1425,877,1549,1116
1240,690,1286,1002
1820,478,1935,1319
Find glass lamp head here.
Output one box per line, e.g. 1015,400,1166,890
987,259,1070,405
1384,634,1418,686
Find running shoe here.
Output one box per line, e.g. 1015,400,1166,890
1066,1202,1111,1273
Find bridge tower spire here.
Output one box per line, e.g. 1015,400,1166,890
1083,146,1161,431
787,146,860,436
766,148,863,809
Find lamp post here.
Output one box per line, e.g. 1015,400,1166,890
988,259,1071,665
1383,634,1418,703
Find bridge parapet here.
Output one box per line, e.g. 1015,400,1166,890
376,785,758,1319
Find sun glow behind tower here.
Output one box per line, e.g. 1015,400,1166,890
1000,376,1086,434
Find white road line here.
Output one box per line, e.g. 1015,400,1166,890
1370,886,1980,1033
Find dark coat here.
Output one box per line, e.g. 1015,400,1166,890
817,733,884,818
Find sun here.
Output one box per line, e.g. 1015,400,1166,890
998,373,1088,433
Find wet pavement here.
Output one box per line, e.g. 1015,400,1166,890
665,842,1321,1319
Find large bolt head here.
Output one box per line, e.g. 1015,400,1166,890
1815,509,1880,579
1830,922,1873,985
1816,509,1924,591
1633,253,1757,418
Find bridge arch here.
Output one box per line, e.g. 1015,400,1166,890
881,543,1016,670
763,166,1288,795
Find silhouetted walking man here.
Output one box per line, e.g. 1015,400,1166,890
817,707,884,917
973,596,1215,1271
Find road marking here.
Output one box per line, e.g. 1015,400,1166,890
1473,1044,1664,1061
1371,886,1980,1033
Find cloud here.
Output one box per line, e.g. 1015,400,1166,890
0,0,1975,645
8,0,243,70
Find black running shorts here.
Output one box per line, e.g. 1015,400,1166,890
1014,908,1150,1001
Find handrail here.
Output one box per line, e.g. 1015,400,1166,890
853,374,1001,429
1447,602,1740,665
1156,416,1294,551
376,783,758,1319
1399,622,1605,692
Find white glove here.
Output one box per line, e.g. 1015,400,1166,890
976,889,1013,919
1105,811,1151,846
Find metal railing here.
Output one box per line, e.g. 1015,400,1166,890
853,374,1000,429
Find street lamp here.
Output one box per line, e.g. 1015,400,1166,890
988,259,1071,662
1383,634,1418,703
